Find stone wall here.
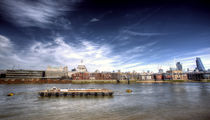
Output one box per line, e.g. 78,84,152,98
0,78,72,84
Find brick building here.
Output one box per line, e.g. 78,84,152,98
166,70,188,80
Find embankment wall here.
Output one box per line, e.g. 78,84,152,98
0,78,72,84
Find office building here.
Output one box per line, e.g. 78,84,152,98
176,62,182,71
196,57,205,72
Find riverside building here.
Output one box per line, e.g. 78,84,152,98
166,70,188,80
45,66,68,78
5,70,45,78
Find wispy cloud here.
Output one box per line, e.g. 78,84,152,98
0,35,23,68
0,0,79,28
0,35,118,71
176,48,210,58
117,47,210,72
174,49,210,70
0,34,209,72
0,35,13,52
90,18,100,22
124,41,157,54
122,30,167,36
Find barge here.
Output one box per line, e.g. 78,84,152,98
38,87,114,97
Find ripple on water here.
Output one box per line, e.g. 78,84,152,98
0,83,210,120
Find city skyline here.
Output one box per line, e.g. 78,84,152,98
0,0,210,72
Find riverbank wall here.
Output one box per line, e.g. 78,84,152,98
72,79,137,84
0,78,137,84
1,78,210,84
136,80,187,83
72,80,117,84
0,78,72,84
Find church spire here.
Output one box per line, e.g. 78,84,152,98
81,59,83,64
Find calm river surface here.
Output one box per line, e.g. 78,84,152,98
0,83,210,120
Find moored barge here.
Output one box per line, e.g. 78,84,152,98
39,87,114,97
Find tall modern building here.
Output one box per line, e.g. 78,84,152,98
196,57,205,72
176,62,182,71
159,69,164,73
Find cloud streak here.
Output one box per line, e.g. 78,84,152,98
0,35,118,71
0,34,209,72
123,30,167,36
0,0,79,28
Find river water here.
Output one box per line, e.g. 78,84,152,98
0,83,210,120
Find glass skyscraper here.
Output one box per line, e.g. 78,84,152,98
196,57,205,72
176,62,182,71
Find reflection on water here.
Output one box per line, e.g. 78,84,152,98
0,83,210,120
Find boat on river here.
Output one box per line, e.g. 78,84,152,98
38,87,114,97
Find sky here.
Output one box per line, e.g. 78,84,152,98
0,0,210,72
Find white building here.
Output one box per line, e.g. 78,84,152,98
45,66,68,78
76,60,88,73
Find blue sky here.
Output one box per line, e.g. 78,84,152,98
0,0,210,72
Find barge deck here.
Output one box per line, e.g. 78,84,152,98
39,87,114,97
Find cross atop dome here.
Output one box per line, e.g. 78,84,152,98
77,59,88,72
